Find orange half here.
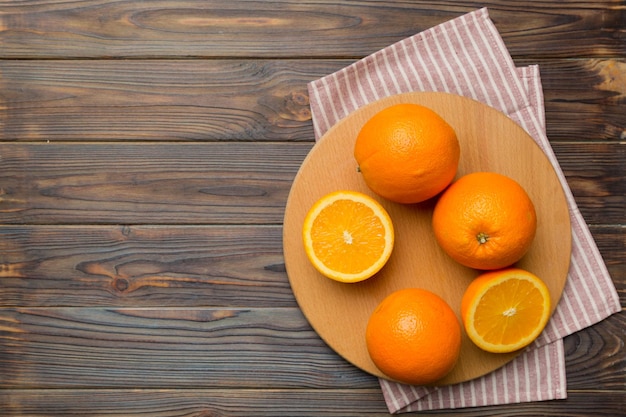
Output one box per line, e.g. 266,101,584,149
461,268,551,353
302,190,394,283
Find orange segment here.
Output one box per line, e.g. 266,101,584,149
461,268,551,353
302,190,394,283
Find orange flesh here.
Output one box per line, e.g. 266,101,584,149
310,199,387,274
474,278,546,345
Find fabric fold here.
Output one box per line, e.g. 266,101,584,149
307,8,620,414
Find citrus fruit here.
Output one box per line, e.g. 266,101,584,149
354,103,460,204
302,190,394,283
461,268,551,353
365,288,461,385
432,172,537,270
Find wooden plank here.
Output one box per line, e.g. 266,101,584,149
0,307,623,390
0,224,621,309
0,1,623,59
0,142,311,225
564,313,626,391
0,142,623,225
1,59,623,142
0,307,378,389
538,59,626,143
2,388,626,416
0,60,320,142
1,388,390,416
0,225,295,308
592,226,626,303
0,307,377,389
557,142,626,226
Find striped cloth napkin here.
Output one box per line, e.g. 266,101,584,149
307,8,621,414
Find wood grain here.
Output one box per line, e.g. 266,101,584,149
0,1,623,58
592,226,626,281
1,389,625,416
0,60,317,141
0,306,377,389
537,59,626,143
1,59,623,142
0,225,295,308
564,314,626,391
0,142,311,225
557,142,625,225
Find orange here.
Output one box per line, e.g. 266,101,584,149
365,288,461,385
461,268,551,353
354,103,460,204
432,172,537,270
302,190,394,283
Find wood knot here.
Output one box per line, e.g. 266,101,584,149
261,90,311,124
289,90,309,106
597,59,626,98
114,278,129,292
284,90,311,121
121,225,132,237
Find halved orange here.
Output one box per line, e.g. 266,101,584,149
461,268,551,353
302,190,394,283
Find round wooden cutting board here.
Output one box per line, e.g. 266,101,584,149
283,92,571,385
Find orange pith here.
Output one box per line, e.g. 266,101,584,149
366,288,461,385
432,172,537,270
302,190,394,283
461,268,551,353
354,103,460,204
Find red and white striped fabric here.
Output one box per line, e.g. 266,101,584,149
307,8,620,414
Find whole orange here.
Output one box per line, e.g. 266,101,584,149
354,103,460,204
432,172,537,270
365,288,461,385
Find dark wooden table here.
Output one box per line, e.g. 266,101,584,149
1,2,624,416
